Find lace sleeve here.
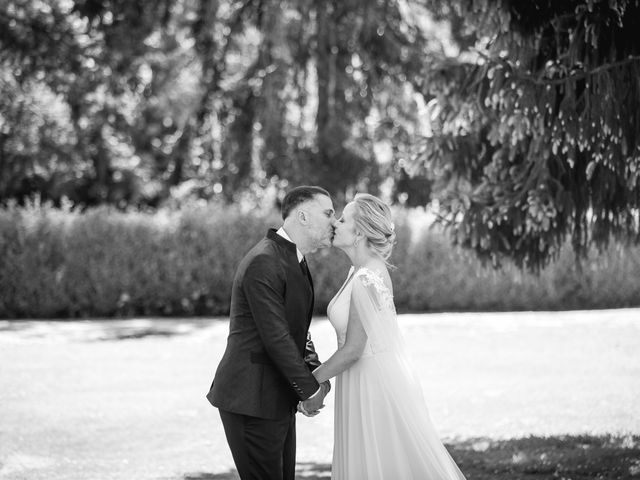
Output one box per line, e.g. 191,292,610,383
354,268,395,312
350,269,401,353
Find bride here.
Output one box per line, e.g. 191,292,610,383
299,193,466,479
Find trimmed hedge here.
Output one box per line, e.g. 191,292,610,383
1,201,640,318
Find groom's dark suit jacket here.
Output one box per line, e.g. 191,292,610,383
207,229,325,420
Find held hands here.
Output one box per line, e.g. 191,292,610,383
297,383,328,417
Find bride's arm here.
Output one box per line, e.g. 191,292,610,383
312,295,368,384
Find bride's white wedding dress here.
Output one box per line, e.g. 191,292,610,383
327,267,466,479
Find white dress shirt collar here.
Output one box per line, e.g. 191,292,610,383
276,227,304,262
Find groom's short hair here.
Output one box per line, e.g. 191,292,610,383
281,186,331,220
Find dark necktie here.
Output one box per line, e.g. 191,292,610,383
300,257,310,278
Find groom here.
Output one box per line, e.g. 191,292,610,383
207,185,335,480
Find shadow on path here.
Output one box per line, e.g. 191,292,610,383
181,435,640,480
181,473,238,480
180,463,331,480
0,318,217,341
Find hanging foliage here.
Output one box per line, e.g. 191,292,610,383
420,0,640,270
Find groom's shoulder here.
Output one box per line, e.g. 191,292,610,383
237,235,284,271
247,233,281,257
252,229,296,256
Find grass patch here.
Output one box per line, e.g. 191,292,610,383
450,435,640,480
177,435,640,480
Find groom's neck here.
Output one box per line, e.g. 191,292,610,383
281,222,311,255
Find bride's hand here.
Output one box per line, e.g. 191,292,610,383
297,401,319,417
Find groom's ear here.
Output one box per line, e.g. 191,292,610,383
297,209,308,225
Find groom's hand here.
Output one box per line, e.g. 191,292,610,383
298,384,327,416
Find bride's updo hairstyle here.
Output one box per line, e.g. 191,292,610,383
353,193,396,262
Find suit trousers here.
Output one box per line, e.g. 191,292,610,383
219,409,296,480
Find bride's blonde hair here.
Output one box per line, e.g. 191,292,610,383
353,193,396,263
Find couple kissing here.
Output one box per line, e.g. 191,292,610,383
207,185,466,480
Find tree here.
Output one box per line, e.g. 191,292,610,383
417,0,640,270
0,0,445,208
0,0,175,206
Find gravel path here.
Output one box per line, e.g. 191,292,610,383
1,309,639,480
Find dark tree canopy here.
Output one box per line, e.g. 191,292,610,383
419,0,640,270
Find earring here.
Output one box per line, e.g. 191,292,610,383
353,239,359,246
